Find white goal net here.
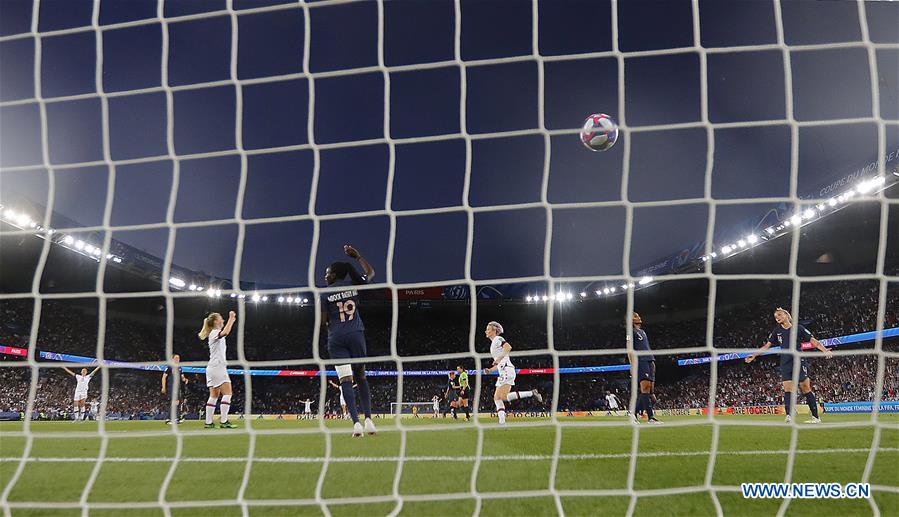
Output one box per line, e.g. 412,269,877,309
0,0,897,516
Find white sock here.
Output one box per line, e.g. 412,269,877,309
220,395,231,423
495,400,506,424
79,408,85,421
74,407,79,420
205,397,218,424
506,391,533,401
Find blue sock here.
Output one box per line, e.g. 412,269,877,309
356,378,372,419
805,392,819,418
340,381,359,424
634,395,644,415
641,394,655,419
783,392,792,416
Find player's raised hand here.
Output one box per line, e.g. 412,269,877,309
823,349,834,359
744,355,755,363
344,245,360,258
228,310,236,319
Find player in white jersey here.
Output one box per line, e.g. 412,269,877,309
605,392,624,416
198,311,237,429
432,395,440,418
483,321,543,425
301,399,314,420
89,399,100,421
62,365,100,421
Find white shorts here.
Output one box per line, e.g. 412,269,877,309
495,364,516,388
339,393,346,406
609,404,619,410
304,408,312,414
206,364,230,388
73,391,88,402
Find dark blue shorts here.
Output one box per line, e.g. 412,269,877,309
780,360,809,382
166,381,184,401
638,361,655,382
328,331,368,361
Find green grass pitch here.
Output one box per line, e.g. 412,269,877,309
1,414,897,516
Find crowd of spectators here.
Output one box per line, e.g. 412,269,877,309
1,281,897,418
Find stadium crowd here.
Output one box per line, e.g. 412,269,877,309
0,281,897,418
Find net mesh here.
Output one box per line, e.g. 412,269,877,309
0,0,897,515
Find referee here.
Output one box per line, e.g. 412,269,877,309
162,354,189,424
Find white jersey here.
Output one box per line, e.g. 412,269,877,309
606,394,619,408
490,336,513,368
90,400,100,413
433,399,439,411
304,400,312,412
207,329,227,366
75,374,92,393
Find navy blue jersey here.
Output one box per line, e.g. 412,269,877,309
768,324,813,364
629,327,655,362
164,366,183,385
322,274,367,339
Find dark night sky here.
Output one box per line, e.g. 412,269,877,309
0,0,897,288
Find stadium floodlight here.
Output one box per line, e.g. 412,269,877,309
721,245,732,254
3,209,16,220
15,213,31,226
790,214,802,225
28,221,37,228
566,292,573,300
803,208,816,219
525,295,532,302
747,234,759,244
278,296,285,302
541,295,548,302
91,248,101,257
286,296,294,303
302,298,309,304
737,240,747,248
84,245,95,254
230,293,238,298
579,292,587,298
610,287,616,293
765,227,776,235
262,296,269,302
638,276,653,285
596,289,603,295
251,294,261,302
169,277,186,288
828,198,838,206
74,240,85,250
188,284,197,291
208,288,218,298
816,203,825,211
196,286,204,291
63,235,74,245
700,255,709,262
603,287,611,295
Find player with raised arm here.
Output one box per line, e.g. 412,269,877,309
162,354,189,425
627,312,662,424
322,244,376,437
62,365,100,422
198,311,237,429
431,395,440,418
328,379,356,419
456,365,471,421
301,398,314,420
483,321,542,425
745,307,833,424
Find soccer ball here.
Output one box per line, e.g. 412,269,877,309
580,113,618,152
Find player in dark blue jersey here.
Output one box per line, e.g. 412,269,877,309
627,312,662,424
745,307,833,424
322,245,376,437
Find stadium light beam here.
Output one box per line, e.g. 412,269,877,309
747,234,759,244
638,276,653,285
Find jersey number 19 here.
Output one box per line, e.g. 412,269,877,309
337,300,357,322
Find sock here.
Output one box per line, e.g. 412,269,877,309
634,395,645,417
206,396,218,424
507,391,533,401
452,407,457,419
640,394,655,419
357,379,372,419
79,408,85,421
495,400,506,424
783,392,792,417
340,381,360,424
463,405,470,419
220,395,231,423
174,400,181,421
805,392,819,418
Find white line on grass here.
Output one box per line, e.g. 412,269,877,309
3,447,896,464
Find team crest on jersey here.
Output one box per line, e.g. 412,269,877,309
777,334,783,344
